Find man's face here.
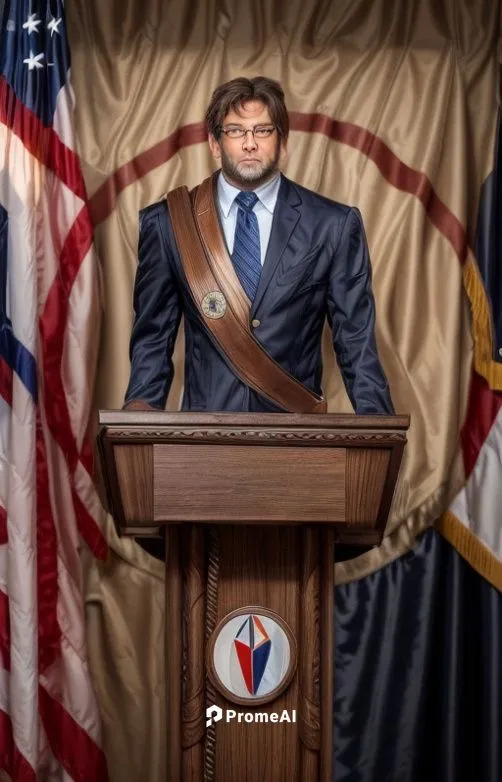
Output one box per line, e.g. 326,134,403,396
208,100,287,190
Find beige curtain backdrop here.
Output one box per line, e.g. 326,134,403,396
66,1,499,778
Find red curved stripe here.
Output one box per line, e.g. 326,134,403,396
86,114,469,265
0,589,10,671
88,122,206,226
461,371,502,477
72,490,108,560
36,410,61,675
39,685,109,782
0,76,88,201
0,356,13,408
2,74,106,556
0,505,6,546
289,112,469,264
39,207,92,475
39,205,107,559
0,709,36,781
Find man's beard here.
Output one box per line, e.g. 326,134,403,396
220,143,281,189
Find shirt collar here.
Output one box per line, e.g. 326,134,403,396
217,170,281,217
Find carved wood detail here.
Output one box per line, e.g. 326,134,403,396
299,528,321,779
108,428,406,444
96,411,410,782
204,527,220,782
182,526,206,777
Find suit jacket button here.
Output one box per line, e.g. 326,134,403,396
251,318,261,328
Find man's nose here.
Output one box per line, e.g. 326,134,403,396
242,130,258,151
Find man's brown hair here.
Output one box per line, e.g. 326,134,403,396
205,77,289,140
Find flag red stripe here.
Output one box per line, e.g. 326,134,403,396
0,356,13,408
460,370,502,477
1,77,106,556
39,686,108,782
79,425,95,478
39,208,107,559
0,76,87,201
0,589,10,672
39,207,93,475
0,505,7,546
72,490,108,560
36,413,61,675
0,710,36,782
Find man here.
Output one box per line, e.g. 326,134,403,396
124,76,394,416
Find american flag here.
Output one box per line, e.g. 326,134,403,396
0,0,108,778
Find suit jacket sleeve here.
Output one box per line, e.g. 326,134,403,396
327,207,395,414
124,204,182,409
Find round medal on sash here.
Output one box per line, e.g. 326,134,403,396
201,291,227,319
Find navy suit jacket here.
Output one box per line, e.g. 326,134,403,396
124,174,394,415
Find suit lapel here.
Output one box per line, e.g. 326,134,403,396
251,176,302,317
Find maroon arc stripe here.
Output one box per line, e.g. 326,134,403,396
36,409,61,675
88,121,206,226
0,709,36,782
0,589,10,671
39,207,92,476
0,356,13,408
2,74,107,555
0,506,6,546
289,112,470,263
39,685,109,782
72,490,108,560
460,370,502,477
0,76,88,201
39,204,107,559
36,402,108,778
86,113,470,266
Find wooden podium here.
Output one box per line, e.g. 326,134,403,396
97,411,409,782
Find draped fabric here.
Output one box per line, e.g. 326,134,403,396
63,0,501,777
335,529,502,782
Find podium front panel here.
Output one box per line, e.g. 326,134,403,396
153,444,346,523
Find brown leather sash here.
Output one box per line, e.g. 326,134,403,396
166,173,326,414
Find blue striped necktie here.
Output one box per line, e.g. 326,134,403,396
232,191,261,301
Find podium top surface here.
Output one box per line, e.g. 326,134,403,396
99,410,410,431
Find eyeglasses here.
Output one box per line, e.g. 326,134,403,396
219,124,276,139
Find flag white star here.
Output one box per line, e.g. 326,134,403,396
22,14,42,35
23,51,45,71
47,17,62,37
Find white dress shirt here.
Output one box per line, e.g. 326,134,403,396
216,171,281,265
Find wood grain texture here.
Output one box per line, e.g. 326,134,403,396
153,445,345,523
214,526,301,782
165,527,183,782
320,530,335,782
95,411,411,782
114,444,153,523
98,410,410,432
345,448,390,524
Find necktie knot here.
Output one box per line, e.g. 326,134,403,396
235,191,258,212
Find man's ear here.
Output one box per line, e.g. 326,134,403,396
208,134,222,162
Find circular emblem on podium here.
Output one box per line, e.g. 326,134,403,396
201,291,227,319
206,607,297,706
